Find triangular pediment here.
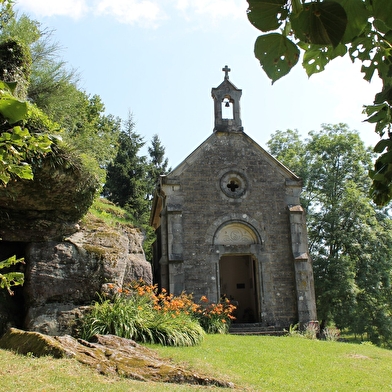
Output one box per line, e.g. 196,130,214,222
213,78,240,92
166,131,300,181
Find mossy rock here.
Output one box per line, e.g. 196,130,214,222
0,329,234,388
0,328,66,358
0,151,98,241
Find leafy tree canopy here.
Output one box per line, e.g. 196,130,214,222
268,124,392,346
247,0,392,206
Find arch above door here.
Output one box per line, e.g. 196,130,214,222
214,222,258,245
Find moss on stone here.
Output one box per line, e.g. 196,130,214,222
0,328,66,358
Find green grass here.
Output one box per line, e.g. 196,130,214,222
1,334,392,391
85,198,136,227
152,334,392,391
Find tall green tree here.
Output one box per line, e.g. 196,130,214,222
63,93,121,183
103,113,150,222
268,124,392,346
246,0,392,206
147,134,170,200
0,10,121,184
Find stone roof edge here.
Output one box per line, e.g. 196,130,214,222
212,78,241,92
166,132,301,181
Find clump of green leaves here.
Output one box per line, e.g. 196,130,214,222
80,282,237,346
0,80,53,184
247,0,392,205
323,326,340,341
0,37,31,98
80,283,205,347
286,322,319,339
196,295,237,334
0,255,24,295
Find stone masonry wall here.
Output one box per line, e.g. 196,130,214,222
163,131,299,327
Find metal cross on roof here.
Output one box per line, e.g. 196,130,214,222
222,65,231,80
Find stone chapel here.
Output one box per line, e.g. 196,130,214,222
150,66,317,328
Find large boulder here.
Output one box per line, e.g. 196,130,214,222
22,213,152,335
0,154,97,242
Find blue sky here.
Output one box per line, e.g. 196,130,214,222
15,0,382,167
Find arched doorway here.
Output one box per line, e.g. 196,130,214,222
219,254,258,323
214,222,260,323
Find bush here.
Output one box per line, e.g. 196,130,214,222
80,282,237,346
323,326,340,341
81,283,204,346
196,296,236,334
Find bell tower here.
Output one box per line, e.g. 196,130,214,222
211,65,243,133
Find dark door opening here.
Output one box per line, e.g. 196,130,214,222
219,255,258,323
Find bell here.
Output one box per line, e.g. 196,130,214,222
225,101,230,107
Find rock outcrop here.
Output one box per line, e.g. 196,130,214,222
0,328,234,387
0,154,97,242
22,214,152,335
0,153,152,336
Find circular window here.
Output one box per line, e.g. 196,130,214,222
220,171,247,198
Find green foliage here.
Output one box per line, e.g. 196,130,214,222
267,124,392,347
323,326,341,341
286,322,319,339
196,296,236,334
0,37,31,98
87,197,137,226
104,113,150,222
147,134,170,199
80,281,237,347
0,81,53,184
0,0,14,31
81,284,205,347
0,9,120,189
247,0,392,205
0,80,27,123
154,334,392,391
0,255,24,295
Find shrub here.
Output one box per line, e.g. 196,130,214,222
286,322,319,340
196,296,236,334
80,283,204,347
286,323,302,337
303,322,319,340
323,326,340,341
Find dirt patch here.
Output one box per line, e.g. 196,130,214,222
347,353,371,360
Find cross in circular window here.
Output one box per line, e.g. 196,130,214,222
227,180,239,192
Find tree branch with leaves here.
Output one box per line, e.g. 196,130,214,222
247,0,392,205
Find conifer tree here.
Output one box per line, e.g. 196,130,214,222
104,113,150,222
147,134,170,200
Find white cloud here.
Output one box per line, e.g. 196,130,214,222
15,0,246,27
173,0,247,20
95,0,165,27
15,0,88,19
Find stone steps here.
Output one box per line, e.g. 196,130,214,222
229,323,286,336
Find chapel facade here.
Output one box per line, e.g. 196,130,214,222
150,66,317,328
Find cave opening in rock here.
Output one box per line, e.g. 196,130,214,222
0,241,28,332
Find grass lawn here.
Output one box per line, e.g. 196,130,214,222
1,334,392,391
